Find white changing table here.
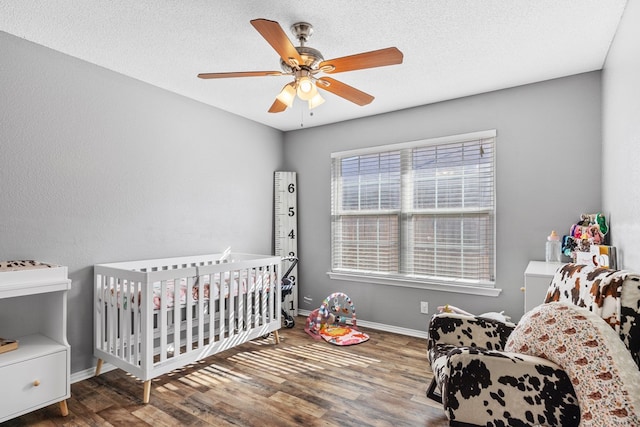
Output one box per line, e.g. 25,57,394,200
0,261,71,422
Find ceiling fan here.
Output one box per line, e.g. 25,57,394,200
197,19,404,113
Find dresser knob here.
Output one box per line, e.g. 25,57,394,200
33,380,41,387
520,287,525,292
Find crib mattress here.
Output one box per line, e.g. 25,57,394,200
102,271,272,310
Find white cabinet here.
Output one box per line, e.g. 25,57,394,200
522,261,564,313
0,263,71,422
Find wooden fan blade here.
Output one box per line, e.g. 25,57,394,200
316,77,374,106
268,98,288,113
250,19,303,67
197,71,283,79
319,47,403,74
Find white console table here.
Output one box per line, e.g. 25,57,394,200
0,262,71,422
522,261,564,313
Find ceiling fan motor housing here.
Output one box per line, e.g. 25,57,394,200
279,22,324,72
280,46,324,72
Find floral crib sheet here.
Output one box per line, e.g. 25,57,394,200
100,271,273,311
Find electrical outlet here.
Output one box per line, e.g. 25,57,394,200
420,301,429,314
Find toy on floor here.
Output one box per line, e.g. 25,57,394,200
304,292,369,346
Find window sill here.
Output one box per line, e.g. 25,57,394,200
327,271,502,297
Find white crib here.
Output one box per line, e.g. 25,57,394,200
93,252,282,403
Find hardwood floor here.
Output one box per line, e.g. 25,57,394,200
2,318,449,426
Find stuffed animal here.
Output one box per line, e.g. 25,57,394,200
596,213,608,234
586,224,604,245
436,304,473,316
437,304,513,325
562,234,577,257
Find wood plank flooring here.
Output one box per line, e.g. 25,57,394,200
2,318,449,426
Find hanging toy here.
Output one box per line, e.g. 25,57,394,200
331,298,341,314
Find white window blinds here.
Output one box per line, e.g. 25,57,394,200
331,130,496,287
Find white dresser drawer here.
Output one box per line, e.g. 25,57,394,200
0,350,67,419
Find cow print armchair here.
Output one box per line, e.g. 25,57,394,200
427,263,640,427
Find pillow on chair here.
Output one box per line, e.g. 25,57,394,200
506,302,640,426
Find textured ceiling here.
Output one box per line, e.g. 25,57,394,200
0,1,628,131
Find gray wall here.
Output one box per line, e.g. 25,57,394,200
1,25,613,376
1,32,283,374
284,72,603,329
603,0,640,270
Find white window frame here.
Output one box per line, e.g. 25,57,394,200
328,130,500,296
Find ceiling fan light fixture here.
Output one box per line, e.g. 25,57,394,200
308,92,325,109
296,76,317,100
276,83,296,108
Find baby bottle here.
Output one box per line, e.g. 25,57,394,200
545,230,561,262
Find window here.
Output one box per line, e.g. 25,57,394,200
330,130,496,290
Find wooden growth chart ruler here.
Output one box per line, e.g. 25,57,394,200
274,171,298,316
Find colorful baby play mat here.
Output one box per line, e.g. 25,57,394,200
318,325,369,346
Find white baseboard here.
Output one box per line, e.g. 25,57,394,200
71,361,117,384
297,309,428,339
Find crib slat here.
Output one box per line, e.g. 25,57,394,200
247,268,255,329
108,278,118,357
264,268,271,327
126,280,134,360
186,276,193,353
197,276,204,349
207,274,216,344
159,280,168,362
119,280,126,360
140,273,154,381
237,269,245,333
227,270,235,337
219,273,226,339
131,281,140,364
173,278,181,356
